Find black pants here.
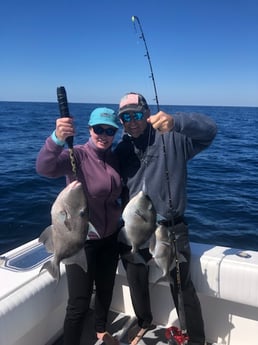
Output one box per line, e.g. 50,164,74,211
119,245,153,329
119,222,205,345
63,232,119,345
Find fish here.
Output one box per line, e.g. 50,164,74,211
149,224,186,285
39,180,98,282
121,190,157,264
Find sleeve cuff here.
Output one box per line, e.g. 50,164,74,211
51,131,65,146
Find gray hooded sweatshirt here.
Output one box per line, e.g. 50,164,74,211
115,112,217,220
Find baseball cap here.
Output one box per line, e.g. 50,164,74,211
88,107,119,128
118,92,149,116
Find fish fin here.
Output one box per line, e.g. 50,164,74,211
62,248,88,273
64,211,73,231
151,274,173,289
149,233,156,256
87,222,100,238
39,260,60,282
135,209,148,222
38,225,54,253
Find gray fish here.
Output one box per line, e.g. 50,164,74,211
122,190,156,264
39,180,97,281
149,224,186,285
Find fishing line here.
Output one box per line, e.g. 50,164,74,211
132,15,188,340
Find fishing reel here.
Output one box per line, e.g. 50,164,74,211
165,326,189,345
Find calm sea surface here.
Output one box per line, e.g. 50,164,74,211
0,101,257,254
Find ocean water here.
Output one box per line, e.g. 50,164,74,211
0,101,257,254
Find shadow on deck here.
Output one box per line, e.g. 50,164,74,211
52,309,169,345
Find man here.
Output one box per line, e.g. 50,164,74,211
115,92,217,345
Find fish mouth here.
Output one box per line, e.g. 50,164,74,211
139,190,151,200
144,194,151,201
70,180,82,189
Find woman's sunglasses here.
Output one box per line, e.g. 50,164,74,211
92,125,117,136
120,111,144,123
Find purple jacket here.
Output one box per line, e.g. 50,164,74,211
36,137,122,239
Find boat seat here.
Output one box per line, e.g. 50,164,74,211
117,242,258,308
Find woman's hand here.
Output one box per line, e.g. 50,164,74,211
55,117,75,141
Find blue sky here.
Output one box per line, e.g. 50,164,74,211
1,0,257,106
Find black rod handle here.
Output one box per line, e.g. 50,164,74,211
56,86,73,148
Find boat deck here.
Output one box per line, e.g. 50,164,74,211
52,309,213,345
53,309,170,345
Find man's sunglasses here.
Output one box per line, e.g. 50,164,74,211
120,111,144,123
92,125,117,136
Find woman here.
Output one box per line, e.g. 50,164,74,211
36,107,122,345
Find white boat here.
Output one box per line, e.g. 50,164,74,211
0,239,257,345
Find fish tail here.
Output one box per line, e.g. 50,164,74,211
152,274,173,289
153,276,166,287
39,260,60,282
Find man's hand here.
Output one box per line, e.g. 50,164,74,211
147,111,174,133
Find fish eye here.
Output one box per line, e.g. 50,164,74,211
79,208,87,217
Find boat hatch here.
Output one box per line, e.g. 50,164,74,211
1,243,53,271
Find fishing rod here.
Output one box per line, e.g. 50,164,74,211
132,16,160,110
132,15,173,209
132,15,189,345
56,86,77,179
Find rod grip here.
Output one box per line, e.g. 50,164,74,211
56,86,73,148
